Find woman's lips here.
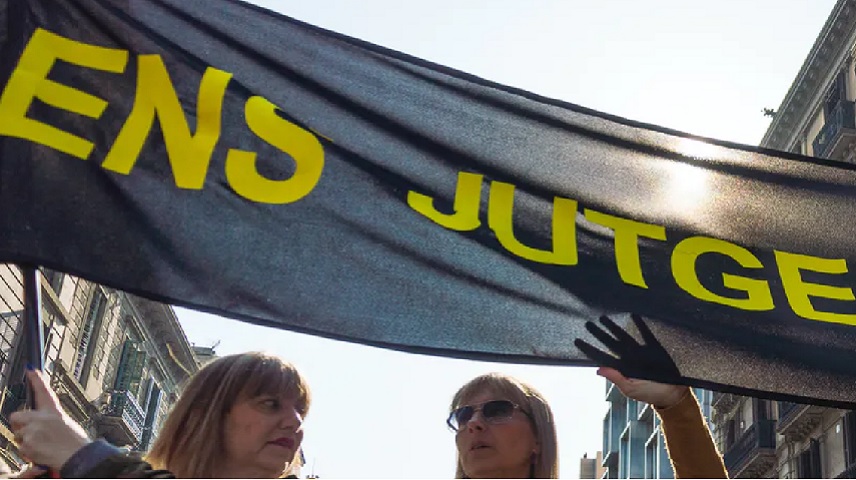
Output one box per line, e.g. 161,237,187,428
270,437,295,449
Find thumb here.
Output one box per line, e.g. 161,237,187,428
597,366,630,386
25,369,61,413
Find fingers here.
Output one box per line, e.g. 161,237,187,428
599,315,637,345
584,321,622,353
25,370,61,413
630,313,658,346
9,410,37,431
574,338,621,370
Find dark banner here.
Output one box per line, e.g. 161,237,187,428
3,0,856,406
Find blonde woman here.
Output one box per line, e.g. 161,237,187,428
448,373,558,479
448,369,727,479
11,352,310,478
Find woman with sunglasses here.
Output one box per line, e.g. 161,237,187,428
448,369,726,479
448,373,558,478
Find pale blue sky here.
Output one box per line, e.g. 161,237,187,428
177,1,836,478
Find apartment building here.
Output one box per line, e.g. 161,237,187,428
0,264,198,469
602,380,714,478
581,451,606,479
711,1,856,477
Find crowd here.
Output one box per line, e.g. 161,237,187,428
4,315,726,479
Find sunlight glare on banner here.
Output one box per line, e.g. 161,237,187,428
663,138,716,216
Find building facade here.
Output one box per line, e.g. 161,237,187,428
711,1,856,478
602,380,714,479
0,264,199,470
581,451,606,479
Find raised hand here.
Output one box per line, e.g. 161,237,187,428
597,366,687,409
9,369,91,471
575,314,688,408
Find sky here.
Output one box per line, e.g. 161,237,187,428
176,1,838,478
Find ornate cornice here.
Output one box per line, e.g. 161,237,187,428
122,296,198,390
761,0,856,150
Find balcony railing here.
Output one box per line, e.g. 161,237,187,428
724,419,776,477
812,99,856,159
102,389,145,445
779,401,799,420
0,386,23,429
638,402,653,421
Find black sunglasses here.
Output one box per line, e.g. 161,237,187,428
446,399,530,432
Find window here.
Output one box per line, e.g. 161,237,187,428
140,383,162,450
40,268,63,295
797,439,822,478
824,71,847,117
844,412,856,468
114,338,146,394
755,399,772,421
725,419,736,449
644,441,655,479
73,289,107,384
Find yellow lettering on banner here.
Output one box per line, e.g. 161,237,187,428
775,251,856,326
488,181,577,265
103,56,231,189
0,28,128,159
225,96,324,204
672,236,773,311
584,209,667,288
407,172,483,231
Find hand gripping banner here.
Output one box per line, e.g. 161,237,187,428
3,0,856,407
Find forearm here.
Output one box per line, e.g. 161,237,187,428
60,440,175,479
655,389,728,479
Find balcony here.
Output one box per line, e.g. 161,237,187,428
605,381,624,402
776,402,824,442
602,450,618,478
97,390,145,447
723,419,776,478
712,391,739,414
812,99,856,160
52,361,92,422
0,386,23,429
638,402,653,421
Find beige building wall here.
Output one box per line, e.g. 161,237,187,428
803,109,826,157
0,264,199,471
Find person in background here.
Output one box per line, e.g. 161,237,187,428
448,368,726,478
10,352,309,478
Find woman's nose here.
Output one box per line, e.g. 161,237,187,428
279,406,303,430
465,410,486,431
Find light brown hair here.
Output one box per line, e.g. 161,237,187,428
451,373,558,479
145,352,311,478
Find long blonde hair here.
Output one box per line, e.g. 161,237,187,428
450,373,558,479
145,352,311,478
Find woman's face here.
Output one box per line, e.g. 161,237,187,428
221,393,304,478
454,390,538,479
